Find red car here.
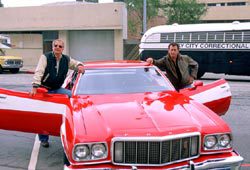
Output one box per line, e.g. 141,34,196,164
0,61,243,169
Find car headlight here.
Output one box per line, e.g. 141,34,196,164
218,134,231,147
204,133,232,151
74,145,90,160
91,143,106,158
73,142,108,161
204,135,217,149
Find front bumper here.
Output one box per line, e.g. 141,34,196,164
177,155,243,170
64,151,243,170
2,64,23,69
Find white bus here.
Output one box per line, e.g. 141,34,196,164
140,21,250,78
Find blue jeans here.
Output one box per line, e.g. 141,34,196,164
39,87,71,142
48,87,72,98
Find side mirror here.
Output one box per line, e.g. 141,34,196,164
37,87,48,94
193,81,203,87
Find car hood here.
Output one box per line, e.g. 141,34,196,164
75,91,228,138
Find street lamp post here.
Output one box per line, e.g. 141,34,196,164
142,0,147,34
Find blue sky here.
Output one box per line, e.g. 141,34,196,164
1,0,113,7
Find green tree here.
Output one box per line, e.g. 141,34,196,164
125,0,162,21
164,0,207,24
124,0,165,38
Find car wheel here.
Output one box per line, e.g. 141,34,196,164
0,65,3,74
63,152,70,166
9,68,19,74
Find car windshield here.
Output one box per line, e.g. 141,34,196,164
75,67,174,95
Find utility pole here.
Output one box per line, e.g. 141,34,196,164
142,0,147,34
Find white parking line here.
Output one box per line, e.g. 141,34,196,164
28,135,40,170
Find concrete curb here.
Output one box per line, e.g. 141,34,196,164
20,66,36,74
19,70,35,74
20,71,35,74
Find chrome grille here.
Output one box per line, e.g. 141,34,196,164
6,60,22,65
112,133,200,166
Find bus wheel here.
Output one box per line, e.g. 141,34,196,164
197,71,205,79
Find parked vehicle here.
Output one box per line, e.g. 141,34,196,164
0,61,243,169
0,49,23,73
140,22,250,78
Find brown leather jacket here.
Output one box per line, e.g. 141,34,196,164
153,54,198,90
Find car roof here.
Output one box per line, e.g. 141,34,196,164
83,60,151,69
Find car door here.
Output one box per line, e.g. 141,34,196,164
0,88,70,136
179,79,231,116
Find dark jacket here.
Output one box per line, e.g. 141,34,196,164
41,52,69,90
153,54,198,90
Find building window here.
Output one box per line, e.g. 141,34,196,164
207,3,217,6
227,2,246,6
43,31,58,53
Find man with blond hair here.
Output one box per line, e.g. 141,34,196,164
30,39,84,147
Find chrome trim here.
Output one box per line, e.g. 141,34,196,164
64,166,114,170
64,152,243,170
111,132,201,167
2,64,23,68
69,160,111,166
2,59,23,68
169,154,244,170
112,132,200,142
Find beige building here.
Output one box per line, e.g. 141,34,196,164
0,2,127,66
199,0,250,22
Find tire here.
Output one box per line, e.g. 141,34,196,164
63,152,70,166
0,65,3,74
9,68,19,74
